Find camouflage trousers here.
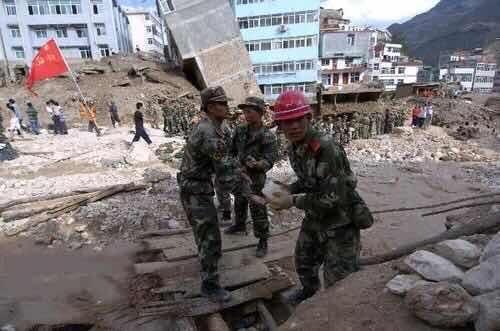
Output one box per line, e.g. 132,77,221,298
234,179,269,239
295,222,360,294
180,191,221,287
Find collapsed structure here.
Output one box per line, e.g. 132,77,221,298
156,0,261,105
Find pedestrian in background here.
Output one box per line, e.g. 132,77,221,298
411,104,421,128
26,102,40,135
52,100,68,134
417,103,427,128
425,102,433,129
109,100,121,128
8,99,23,128
131,102,152,145
79,98,101,136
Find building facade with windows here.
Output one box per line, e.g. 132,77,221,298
0,0,132,74
125,9,165,56
230,0,322,101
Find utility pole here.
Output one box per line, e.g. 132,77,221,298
0,26,12,80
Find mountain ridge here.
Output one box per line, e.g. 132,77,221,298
388,0,500,65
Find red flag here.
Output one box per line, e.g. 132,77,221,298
26,38,68,93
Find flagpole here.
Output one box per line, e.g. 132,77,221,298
52,38,97,127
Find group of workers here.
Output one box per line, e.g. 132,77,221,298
178,86,373,304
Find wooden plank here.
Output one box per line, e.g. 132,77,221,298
206,313,230,331
134,238,295,276
137,228,191,239
153,262,271,297
143,236,190,251
140,271,294,317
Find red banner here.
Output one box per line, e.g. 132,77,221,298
26,38,68,93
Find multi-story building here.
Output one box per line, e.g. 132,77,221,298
440,50,497,93
230,0,322,101
370,43,421,91
320,30,376,89
125,9,165,56
0,0,132,74
494,69,500,93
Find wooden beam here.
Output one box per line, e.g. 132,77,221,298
360,212,500,266
140,272,295,317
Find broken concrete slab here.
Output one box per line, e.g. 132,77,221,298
480,231,500,262
462,254,500,295
473,290,500,331
385,274,429,296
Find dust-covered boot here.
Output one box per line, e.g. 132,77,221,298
255,238,268,258
224,223,246,235
201,281,232,303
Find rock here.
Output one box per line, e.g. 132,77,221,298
75,224,87,232
473,290,500,331
392,127,413,135
481,231,500,262
405,282,479,327
386,274,428,296
462,255,500,295
435,239,481,268
404,250,464,282
81,231,90,240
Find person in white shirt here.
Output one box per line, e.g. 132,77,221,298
425,102,433,129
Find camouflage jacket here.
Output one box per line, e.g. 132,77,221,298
230,124,277,175
288,128,357,229
179,117,239,195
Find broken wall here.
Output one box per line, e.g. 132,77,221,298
162,0,261,104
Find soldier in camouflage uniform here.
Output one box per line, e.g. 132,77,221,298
268,90,364,305
178,86,241,303
215,120,233,222
225,97,278,258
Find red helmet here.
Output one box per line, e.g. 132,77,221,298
273,90,311,121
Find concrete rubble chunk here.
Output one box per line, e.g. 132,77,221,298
462,255,500,295
386,274,430,296
405,282,479,327
473,290,500,331
435,239,481,268
404,250,465,282
480,231,500,263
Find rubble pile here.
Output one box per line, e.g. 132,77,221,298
386,230,500,331
0,54,198,130
346,126,500,165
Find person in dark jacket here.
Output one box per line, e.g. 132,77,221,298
132,102,152,145
26,102,40,135
109,100,121,128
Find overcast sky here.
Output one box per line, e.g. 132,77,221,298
118,0,441,29
323,0,440,28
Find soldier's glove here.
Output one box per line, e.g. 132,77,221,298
267,192,294,211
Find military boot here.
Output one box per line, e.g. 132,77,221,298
285,287,316,306
255,238,268,258
201,281,232,303
224,223,246,235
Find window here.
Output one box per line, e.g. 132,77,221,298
10,27,21,38
35,29,48,38
272,85,283,95
306,11,316,22
374,63,379,70
347,34,355,46
372,76,379,81
95,23,106,36
351,72,360,83
145,14,150,20
13,47,24,59
5,0,16,15
261,41,271,51
99,46,110,57
271,14,282,25
55,27,68,38
295,12,305,24
148,38,153,45
239,18,248,29
322,74,332,86
92,0,104,15
390,67,396,75
79,47,91,59
248,17,259,28
345,58,353,67
306,37,314,47
76,27,88,38
264,85,272,96
398,67,405,74
397,79,404,85
321,59,330,66
146,26,152,33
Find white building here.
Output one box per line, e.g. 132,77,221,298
0,0,132,75
369,43,421,91
125,9,165,56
